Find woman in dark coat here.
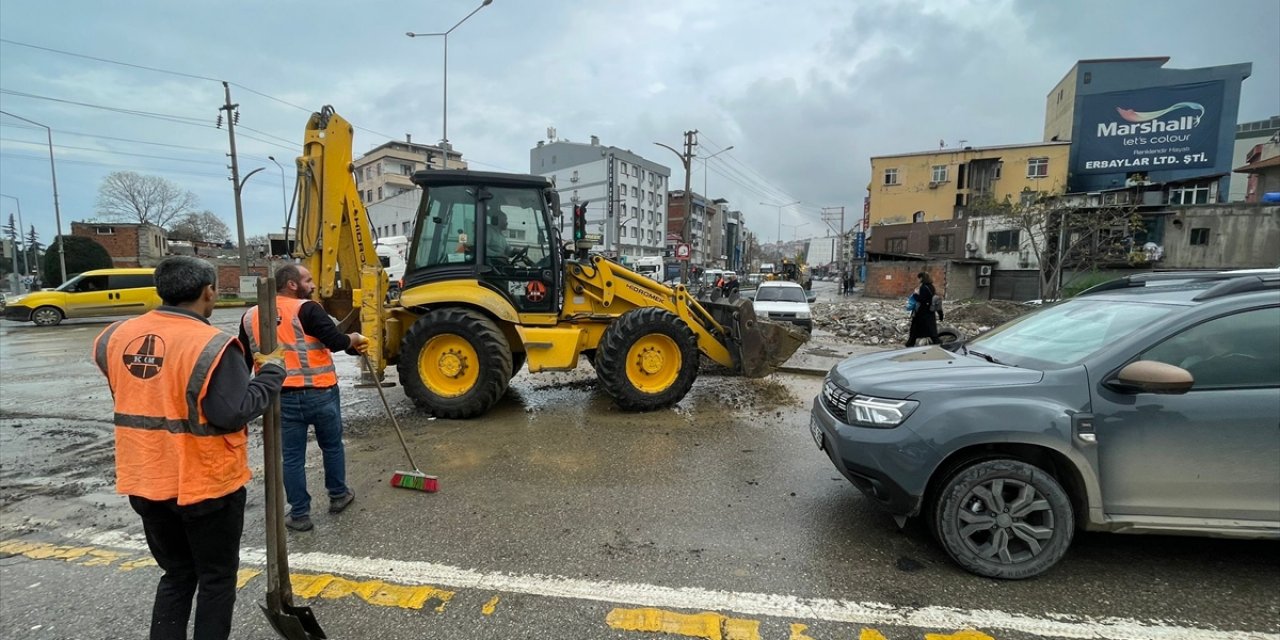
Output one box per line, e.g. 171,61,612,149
905,271,942,347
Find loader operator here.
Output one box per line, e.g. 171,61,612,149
240,264,369,533
486,204,512,267
93,256,285,640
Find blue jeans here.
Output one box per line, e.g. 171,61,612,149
280,386,348,518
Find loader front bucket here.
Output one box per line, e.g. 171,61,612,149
702,296,808,378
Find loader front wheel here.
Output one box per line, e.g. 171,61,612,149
595,308,699,411
398,308,512,419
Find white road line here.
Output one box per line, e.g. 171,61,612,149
74,528,1276,640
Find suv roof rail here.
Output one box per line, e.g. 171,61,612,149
1076,271,1240,296
1191,274,1280,301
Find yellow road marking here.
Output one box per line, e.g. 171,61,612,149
789,622,817,639
236,568,262,589
118,557,158,571
482,595,501,615
926,632,994,640
606,607,761,640
860,630,890,640
289,572,455,611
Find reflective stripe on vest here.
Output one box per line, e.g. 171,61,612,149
95,309,248,506
242,296,338,389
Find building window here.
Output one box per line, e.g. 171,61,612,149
400,163,412,175
931,165,948,183
1189,228,1210,245
987,229,1021,253
886,237,908,253
620,162,629,176
94,226,115,235
883,168,899,185
1169,183,1211,205
1019,190,1038,206
631,186,638,197
1027,157,1049,178
928,235,954,254
912,211,925,223
376,163,383,176
402,221,411,234
993,162,1003,180
377,187,383,200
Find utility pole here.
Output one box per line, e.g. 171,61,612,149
654,130,697,284
821,206,845,276
219,81,249,275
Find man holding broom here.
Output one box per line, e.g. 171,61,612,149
239,264,369,532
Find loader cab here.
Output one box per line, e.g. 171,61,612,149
406,170,561,314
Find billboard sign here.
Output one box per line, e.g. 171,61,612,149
854,232,866,259
1075,81,1223,175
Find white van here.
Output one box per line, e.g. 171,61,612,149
376,236,409,282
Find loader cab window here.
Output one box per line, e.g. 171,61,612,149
481,186,557,313
411,185,478,271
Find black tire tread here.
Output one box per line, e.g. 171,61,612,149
396,308,512,419
595,308,699,411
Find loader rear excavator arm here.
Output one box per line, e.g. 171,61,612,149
292,106,389,374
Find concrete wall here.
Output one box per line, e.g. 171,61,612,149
1044,65,1078,142
1162,205,1280,269
869,143,1070,226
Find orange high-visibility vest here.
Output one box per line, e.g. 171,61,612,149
242,296,338,389
93,310,249,506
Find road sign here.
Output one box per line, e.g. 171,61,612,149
583,233,602,244
674,243,691,261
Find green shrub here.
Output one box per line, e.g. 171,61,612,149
41,236,114,287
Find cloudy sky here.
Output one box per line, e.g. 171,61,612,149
1,0,1276,249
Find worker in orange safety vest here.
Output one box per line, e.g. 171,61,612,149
94,256,284,640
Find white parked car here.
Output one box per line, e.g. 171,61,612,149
752,280,812,331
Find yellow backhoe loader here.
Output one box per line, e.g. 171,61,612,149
291,106,807,419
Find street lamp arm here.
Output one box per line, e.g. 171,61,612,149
652,142,688,169
237,167,266,191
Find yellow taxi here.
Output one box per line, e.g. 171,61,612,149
2,268,161,326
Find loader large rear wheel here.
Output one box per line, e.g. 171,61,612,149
595,308,699,411
397,308,512,419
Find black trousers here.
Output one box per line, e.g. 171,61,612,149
129,486,246,640
905,310,940,347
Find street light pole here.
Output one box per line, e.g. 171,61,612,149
0,110,68,284
759,199,800,253
699,145,734,200
268,156,291,255
406,0,494,170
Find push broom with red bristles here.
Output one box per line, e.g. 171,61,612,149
361,355,438,493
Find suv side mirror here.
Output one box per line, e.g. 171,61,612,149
1109,360,1194,395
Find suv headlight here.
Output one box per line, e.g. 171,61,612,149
847,395,918,428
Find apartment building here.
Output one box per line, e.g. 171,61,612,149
353,137,466,206
531,136,671,260
868,141,1071,227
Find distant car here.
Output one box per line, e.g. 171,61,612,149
2,268,161,326
752,280,812,331
809,269,1280,579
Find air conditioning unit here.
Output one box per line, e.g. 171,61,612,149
928,182,940,189
978,276,991,287
965,242,978,252
978,265,993,276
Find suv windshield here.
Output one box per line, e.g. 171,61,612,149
968,298,1173,368
756,286,806,303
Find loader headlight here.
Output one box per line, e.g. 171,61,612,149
847,395,918,428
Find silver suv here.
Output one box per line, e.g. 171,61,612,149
808,271,1280,579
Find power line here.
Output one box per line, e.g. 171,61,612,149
0,137,227,165
0,122,290,165
0,89,210,126
0,38,400,142
0,151,232,180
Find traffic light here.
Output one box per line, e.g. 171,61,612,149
572,201,589,241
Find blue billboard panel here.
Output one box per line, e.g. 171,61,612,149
854,232,866,259
1074,81,1223,176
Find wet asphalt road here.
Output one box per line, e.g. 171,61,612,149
1,293,1277,640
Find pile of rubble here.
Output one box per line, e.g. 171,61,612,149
812,298,1033,345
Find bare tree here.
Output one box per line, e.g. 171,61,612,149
971,191,1144,299
96,171,199,229
168,210,231,244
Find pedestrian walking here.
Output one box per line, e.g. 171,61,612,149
240,264,369,532
905,271,943,347
93,256,285,640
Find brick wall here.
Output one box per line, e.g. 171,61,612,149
70,221,167,267
865,261,949,299
215,263,269,297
